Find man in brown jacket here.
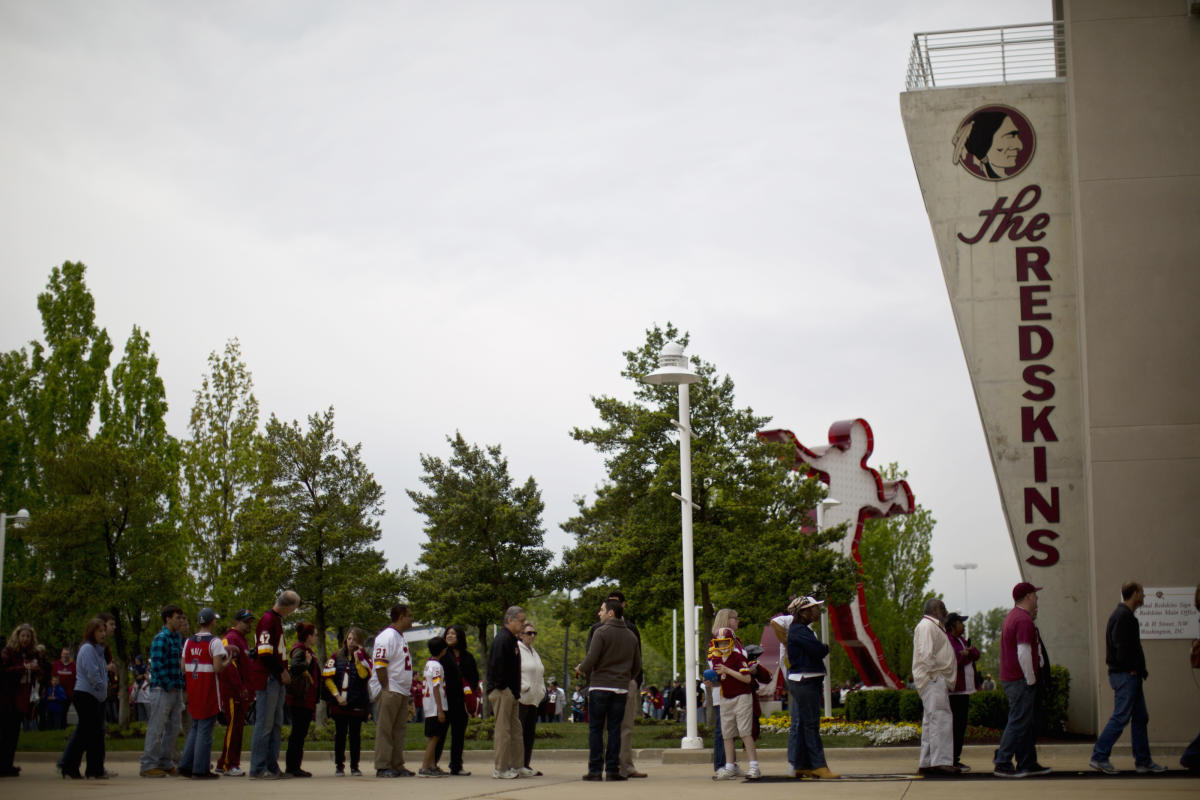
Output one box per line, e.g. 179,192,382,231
575,598,641,782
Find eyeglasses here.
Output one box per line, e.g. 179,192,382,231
523,631,537,637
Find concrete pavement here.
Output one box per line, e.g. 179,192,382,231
15,744,1196,800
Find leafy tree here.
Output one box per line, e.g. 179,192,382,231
181,339,266,612
968,606,1008,681
852,463,936,680
21,326,186,726
0,262,113,632
401,432,555,655
247,407,398,663
561,324,856,644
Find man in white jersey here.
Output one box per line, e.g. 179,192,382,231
370,603,414,777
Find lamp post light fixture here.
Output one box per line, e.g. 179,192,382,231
815,498,841,718
642,341,703,750
953,562,978,618
0,508,31,623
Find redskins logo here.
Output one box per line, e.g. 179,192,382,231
952,104,1035,181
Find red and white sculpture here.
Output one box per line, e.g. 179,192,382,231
757,419,914,688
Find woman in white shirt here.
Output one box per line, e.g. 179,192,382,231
516,623,546,777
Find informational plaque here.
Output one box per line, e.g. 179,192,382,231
1135,587,1200,639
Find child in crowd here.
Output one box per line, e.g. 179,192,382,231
45,676,68,729
709,626,760,780
419,637,448,777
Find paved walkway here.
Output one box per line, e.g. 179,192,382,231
18,744,1196,800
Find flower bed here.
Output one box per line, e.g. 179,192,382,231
759,710,1000,746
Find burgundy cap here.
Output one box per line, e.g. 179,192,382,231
1012,581,1042,602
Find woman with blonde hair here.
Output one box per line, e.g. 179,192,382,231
1,623,49,777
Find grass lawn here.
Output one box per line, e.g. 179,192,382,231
18,720,870,751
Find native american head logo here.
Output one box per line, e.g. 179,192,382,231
952,104,1035,181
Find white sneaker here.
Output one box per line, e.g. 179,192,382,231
712,767,737,781
518,767,537,777
729,764,745,777
225,767,245,777
746,765,762,780
493,768,519,779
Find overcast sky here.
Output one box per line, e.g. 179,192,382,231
1,0,1053,620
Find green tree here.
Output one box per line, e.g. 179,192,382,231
181,339,266,612
248,407,398,663
401,432,555,655
968,606,1008,682
850,463,936,681
0,262,113,632
562,324,856,643
22,326,186,727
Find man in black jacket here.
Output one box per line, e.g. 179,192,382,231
1089,582,1167,774
486,606,526,779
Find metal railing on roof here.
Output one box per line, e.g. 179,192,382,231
906,21,1065,91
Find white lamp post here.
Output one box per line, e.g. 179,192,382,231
642,342,703,749
953,562,978,617
0,508,31,623
816,498,841,718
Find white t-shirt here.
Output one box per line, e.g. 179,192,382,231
368,627,411,700
422,659,444,717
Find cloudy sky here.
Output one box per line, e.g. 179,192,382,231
1,0,1053,619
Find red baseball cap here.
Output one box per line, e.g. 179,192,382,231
1012,581,1042,602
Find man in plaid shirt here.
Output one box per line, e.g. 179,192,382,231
139,604,187,777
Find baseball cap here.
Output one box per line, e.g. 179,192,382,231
234,609,255,622
1012,582,1042,602
945,612,968,628
198,608,218,624
788,595,825,613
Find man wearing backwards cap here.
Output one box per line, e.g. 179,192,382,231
993,582,1051,777
785,596,838,779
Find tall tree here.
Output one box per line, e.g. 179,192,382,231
967,606,1007,682
181,339,265,612
401,433,554,655
22,326,186,726
562,324,856,641
832,463,936,682
0,263,113,632
248,407,397,663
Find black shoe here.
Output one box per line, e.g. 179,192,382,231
582,773,603,781
607,773,628,781
177,769,194,778
377,769,399,778
1025,763,1052,776
450,769,471,776
396,767,415,777
993,763,1020,777
191,772,220,780
62,771,84,780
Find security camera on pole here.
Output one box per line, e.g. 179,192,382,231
641,342,703,750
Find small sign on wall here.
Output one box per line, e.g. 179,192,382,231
1135,587,1200,639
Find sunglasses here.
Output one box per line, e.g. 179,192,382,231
523,631,537,637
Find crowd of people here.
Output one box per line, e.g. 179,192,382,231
2,579,1199,781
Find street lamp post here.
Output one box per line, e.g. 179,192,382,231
816,498,841,718
642,342,703,749
0,508,32,623
953,562,978,618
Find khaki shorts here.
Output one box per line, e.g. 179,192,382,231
721,692,755,740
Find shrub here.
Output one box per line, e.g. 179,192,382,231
898,690,922,722
1036,665,1070,736
968,689,1008,728
864,689,899,721
845,691,868,722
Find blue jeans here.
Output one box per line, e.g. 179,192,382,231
711,705,723,770
1092,672,1151,764
250,677,285,776
787,678,826,769
587,690,626,776
180,715,216,775
139,687,183,772
1182,728,1200,771
995,679,1038,770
